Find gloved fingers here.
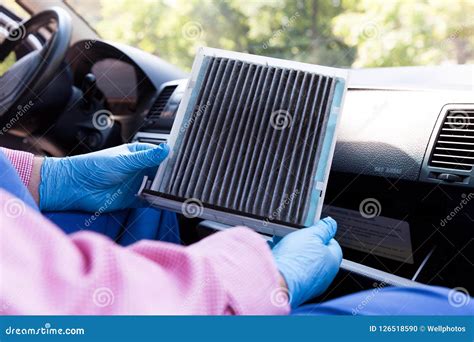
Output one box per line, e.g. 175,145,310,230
120,144,170,171
327,238,343,264
127,142,158,153
310,217,337,245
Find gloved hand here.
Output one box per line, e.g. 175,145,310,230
272,217,343,308
39,143,169,212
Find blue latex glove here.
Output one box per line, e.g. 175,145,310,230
39,143,169,212
272,217,343,308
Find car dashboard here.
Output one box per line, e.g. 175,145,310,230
63,40,473,298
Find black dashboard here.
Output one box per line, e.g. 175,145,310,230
59,40,187,151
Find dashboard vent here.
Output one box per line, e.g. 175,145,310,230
148,85,177,119
137,137,167,145
150,48,347,229
429,109,474,171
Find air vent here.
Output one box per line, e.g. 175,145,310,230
137,137,167,145
429,109,474,171
148,85,177,119
146,48,347,231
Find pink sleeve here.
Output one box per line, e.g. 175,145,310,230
0,148,34,186
0,189,289,315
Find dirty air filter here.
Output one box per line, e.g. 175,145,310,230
143,48,348,235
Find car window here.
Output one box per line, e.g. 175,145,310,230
0,0,31,75
67,0,474,71
2,0,30,19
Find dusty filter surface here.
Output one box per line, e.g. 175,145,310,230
151,51,346,228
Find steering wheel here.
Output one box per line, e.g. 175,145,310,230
0,7,71,127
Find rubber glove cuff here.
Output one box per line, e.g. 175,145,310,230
39,157,76,211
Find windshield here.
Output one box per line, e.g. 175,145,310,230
66,0,474,71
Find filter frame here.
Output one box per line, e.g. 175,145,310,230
143,47,348,236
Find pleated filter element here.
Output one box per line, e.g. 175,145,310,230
144,48,348,235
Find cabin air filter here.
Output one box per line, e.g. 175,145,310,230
142,47,348,236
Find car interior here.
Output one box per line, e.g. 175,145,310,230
0,1,472,305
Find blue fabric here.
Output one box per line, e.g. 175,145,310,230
43,210,128,239
292,286,474,315
44,207,180,246
118,207,181,246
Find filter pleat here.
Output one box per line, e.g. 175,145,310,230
167,57,218,193
282,73,318,222
195,60,240,200
243,68,286,214
158,55,341,227
291,76,328,223
240,69,295,213
207,62,251,204
219,65,264,208
229,66,273,209
260,71,305,217
247,68,288,215
170,58,223,195
294,77,335,223
268,72,311,221
182,59,233,198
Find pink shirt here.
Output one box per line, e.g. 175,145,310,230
0,149,289,315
